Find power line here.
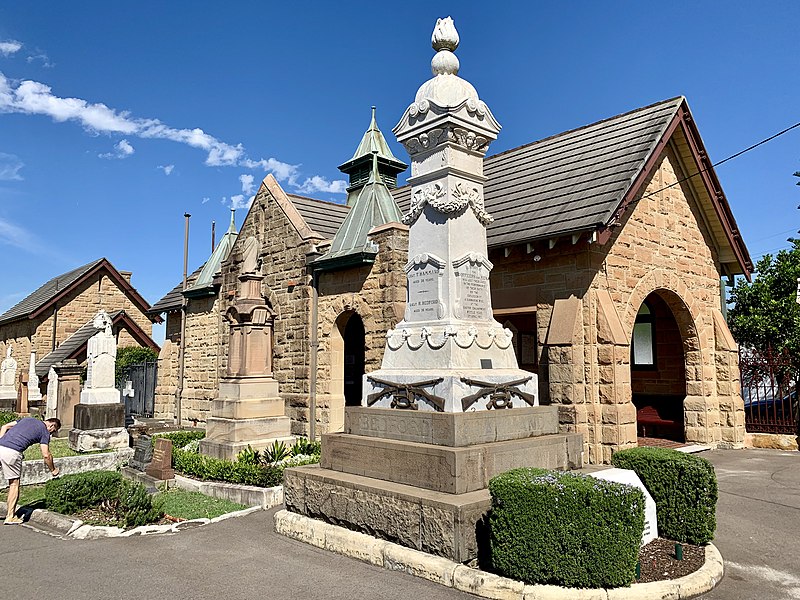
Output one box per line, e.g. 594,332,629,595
638,119,800,203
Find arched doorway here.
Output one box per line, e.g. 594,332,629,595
342,314,365,406
630,291,687,443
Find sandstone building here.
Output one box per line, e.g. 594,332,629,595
0,258,160,403
158,97,752,463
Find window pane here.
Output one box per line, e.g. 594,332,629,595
633,322,654,365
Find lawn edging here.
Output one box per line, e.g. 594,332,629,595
274,509,724,600
171,474,284,509
0,448,134,490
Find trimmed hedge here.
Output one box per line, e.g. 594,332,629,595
611,447,717,544
152,430,206,450
489,468,644,589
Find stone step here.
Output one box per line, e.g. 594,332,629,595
320,431,583,494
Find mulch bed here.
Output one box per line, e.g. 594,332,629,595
71,506,171,528
636,537,705,583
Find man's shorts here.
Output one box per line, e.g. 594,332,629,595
0,445,23,479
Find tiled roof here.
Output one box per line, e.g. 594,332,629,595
0,259,105,325
288,194,350,240
392,97,684,247
148,265,203,316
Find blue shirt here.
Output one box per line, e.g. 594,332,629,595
0,417,51,453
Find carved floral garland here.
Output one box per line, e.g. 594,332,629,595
385,325,513,352
403,181,494,226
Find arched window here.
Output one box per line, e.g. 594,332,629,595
631,302,656,368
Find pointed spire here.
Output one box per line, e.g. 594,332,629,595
228,208,236,233
339,107,407,193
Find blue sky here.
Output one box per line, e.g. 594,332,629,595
1,2,798,343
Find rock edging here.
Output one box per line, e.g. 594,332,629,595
274,509,724,600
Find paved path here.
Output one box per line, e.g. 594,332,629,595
700,448,800,600
1,448,797,599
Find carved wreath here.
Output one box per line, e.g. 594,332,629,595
403,181,493,226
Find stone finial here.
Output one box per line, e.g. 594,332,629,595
431,17,460,76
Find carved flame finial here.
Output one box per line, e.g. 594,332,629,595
431,17,460,76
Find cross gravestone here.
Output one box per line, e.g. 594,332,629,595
129,434,153,471
145,438,175,480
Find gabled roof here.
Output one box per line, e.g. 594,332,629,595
184,210,239,298
288,193,349,240
35,310,159,378
0,258,160,326
148,265,204,316
392,96,752,277
313,154,404,270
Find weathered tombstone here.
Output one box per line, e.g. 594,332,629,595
46,366,58,419
587,468,658,546
145,438,174,480
27,352,42,405
53,360,82,433
129,434,154,471
16,371,28,415
69,310,127,451
0,346,17,411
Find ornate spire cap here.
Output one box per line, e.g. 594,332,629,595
395,17,500,141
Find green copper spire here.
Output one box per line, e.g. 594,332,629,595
338,107,407,198
184,209,239,297
314,151,404,270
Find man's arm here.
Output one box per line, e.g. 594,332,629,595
40,444,59,476
0,420,17,438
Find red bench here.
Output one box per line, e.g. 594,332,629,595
636,405,683,440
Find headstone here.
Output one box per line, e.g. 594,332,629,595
27,351,42,404
129,434,154,471
80,310,121,404
0,346,17,410
145,438,175,480
587,467,658,546
46,366,58,419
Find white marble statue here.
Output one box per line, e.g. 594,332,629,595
0,347,17,387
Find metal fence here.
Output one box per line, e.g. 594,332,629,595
740,347,799,435
117,360,157,422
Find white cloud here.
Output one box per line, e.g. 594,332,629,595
26,52,53,68
201,197,210,204
0,71,342,191
99,139,135,159
158,164,174,175
230,194,255,210
239,173,255,195
0,216,42,253
0,152,24,180
0,41,22,56
296,175,348,195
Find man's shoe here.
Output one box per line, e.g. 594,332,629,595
3,516,24,525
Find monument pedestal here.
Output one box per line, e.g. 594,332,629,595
199,376,294,460
68,402,128,451
284,406,582,562
0,389,15,412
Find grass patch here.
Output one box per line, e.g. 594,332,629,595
23,438,111,460
155,487,247,520
0,484,47,508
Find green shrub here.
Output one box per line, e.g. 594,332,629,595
236,445,261,465
115,479,163,527
611,447,717,544
45,471,123,515
291,437,321,457
263,440,291,463
489,468,644,589
115,346,158,385
0,411,17,427
152,430,206,451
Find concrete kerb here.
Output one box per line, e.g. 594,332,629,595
1,499,262,539
273,510,724,600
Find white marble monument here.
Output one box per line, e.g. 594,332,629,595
27,351,43,404
363,16,538,411
0,347,17,407
80,310,122,405
46,366,59,419
588,467,659,546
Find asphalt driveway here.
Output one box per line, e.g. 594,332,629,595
0,448,797,600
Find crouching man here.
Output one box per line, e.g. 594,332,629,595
0,417,61,524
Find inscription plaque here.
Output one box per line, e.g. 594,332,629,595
405,254,445,321
453,254,492,320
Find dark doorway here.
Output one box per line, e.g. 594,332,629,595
343,313,365,406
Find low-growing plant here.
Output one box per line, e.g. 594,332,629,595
236,445,261,465
489,468,644,589
291,437,321,457
612,447,717,544
152,430,206,451
263,440,291,464
0,411,17,427
45,471,123,515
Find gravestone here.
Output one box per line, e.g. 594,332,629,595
0,346,17,411
145,438,175,480
587,467,658,545
27,352,42,405
129,434,154,471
